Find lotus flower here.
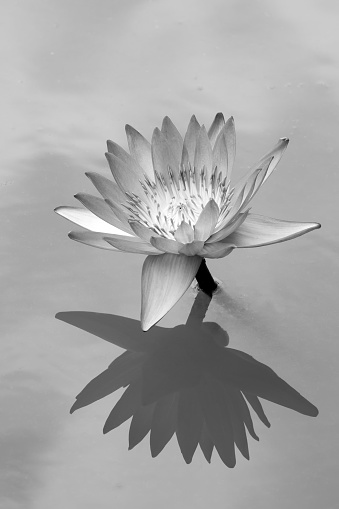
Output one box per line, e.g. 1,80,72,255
55,113,320,330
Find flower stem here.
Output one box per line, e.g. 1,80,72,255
195,258,218,297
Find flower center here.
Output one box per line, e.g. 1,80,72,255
125,165,233,239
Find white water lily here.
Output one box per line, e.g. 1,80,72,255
55,113,320,330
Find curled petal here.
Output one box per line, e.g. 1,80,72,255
200,242,236,259
55,206,130,235
225,214,321,248
125,124,154,179
232,137,289,201
104,235,161,255
141,254,202,330
194,199,220,241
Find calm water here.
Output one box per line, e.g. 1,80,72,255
1,0,338,507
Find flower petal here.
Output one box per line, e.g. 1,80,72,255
129,220,159,242
212,116,236,183
74,193,132,235
68,230,120,250
225,214,321,248
85,171,127,205
151,127,179,188
194,199,220,241
200,242,235,259
182,115,201,167
178,240,205,256
232,137,289,200
194,125,213,182
141,254,202,330
55,206,130,234
209,210,250,241
125,124,154,179
150,393,178,457
174,221,194,244
104,235,162,255
105,151,146,197
107,139,146,178
207,112,225,147
161,116,183,172
150,236,183,254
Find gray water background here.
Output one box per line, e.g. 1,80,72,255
1,0,338,507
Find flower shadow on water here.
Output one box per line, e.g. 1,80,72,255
56,292,318,468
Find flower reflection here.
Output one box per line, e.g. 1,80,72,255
56,292,318,467
55,113,320,330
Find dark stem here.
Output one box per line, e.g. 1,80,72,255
195,258,218,297
185,289,212,326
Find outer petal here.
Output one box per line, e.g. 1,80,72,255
141,253,202,330
68,230,120,250
200,242,236,259
106,139,146,179
55,206,130,235
232,137,289,201
129,220,159,242
208,211,250,243
103,381,141,434
74,193,132,235
125,125,154,179
150,393,178,457
194,199,220,241
207,112,225,147
225,214,321,248
105,152,146,197
85,171,127,206
104,235,162,255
